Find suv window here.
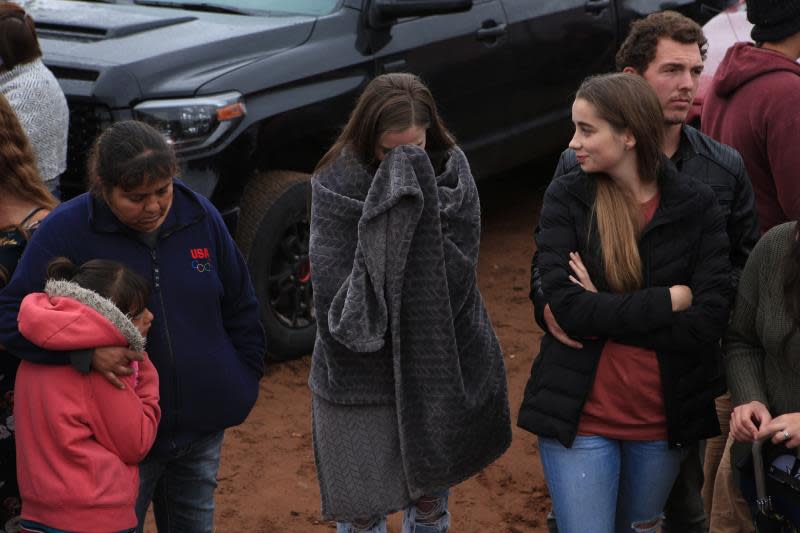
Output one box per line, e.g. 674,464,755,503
185,0,339,14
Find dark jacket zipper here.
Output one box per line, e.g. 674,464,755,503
644,231,683,448
150,246,180,449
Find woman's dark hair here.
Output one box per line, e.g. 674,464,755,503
0,3,41,71
47,257,151,317
315,73,456,171
88,120,178,196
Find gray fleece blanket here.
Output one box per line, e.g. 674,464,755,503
309,145,511,498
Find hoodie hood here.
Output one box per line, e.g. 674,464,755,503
713,42,800,98
18,279,146,353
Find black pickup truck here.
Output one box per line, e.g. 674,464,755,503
24,0,724,359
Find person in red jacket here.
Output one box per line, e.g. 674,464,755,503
701,0,800,233
14,257,160,533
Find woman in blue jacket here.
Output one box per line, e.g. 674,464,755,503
0,120,266,533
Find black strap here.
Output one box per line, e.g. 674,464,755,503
19,207,45,228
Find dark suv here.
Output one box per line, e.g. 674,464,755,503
25,0,721,359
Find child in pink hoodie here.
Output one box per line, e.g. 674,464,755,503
14,257,160,533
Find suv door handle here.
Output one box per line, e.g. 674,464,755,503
476,22,507,41
585,0,610,14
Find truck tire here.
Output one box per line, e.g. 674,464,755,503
237,170,315,361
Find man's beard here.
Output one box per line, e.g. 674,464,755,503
664,115,686,126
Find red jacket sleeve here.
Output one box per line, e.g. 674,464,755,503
85,354,160,464
766,79,800,221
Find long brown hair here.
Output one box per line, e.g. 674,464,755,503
0,93,57,214
576,73,664,292
316,73,456,171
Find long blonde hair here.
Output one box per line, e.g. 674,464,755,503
576,74,664,292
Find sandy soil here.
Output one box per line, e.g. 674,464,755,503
147,169,552,532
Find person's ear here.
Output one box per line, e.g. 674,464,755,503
622,130,636,151
622,66,639,75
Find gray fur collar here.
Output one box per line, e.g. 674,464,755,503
44,279,146,352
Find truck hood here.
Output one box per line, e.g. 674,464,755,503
26,0,315,106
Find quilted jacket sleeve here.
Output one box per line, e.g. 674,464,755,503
537,178,674,339
620,196,732,352
529,149,580,331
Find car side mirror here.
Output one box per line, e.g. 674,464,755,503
368,0,473,29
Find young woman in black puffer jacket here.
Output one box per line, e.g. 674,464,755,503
517,73,732,533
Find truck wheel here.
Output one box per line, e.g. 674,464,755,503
237,170,315,361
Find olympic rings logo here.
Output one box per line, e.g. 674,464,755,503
192,260,212,272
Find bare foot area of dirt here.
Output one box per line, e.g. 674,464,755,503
147,167,553,532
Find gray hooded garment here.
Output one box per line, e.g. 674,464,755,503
309,145,511,513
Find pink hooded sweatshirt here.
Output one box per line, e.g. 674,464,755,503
15,279,160,533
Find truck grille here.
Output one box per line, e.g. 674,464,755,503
62,102,112,199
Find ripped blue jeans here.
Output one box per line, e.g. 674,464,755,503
336,490,450,533
538,436,684,533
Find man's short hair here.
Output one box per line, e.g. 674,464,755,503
615,11,708,73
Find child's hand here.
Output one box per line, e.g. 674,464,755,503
92,347,145,389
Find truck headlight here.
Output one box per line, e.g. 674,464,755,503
133,91,246,152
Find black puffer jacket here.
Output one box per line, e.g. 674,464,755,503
517,159,731,448
530,125,759,395
533,125,758,327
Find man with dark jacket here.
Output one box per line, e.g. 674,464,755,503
530,11,759,533
702,0,800,234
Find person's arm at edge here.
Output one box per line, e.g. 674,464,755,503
727,151,760,291
723,235,770,409
768,82,800,223
0,227,68,364
530,148,578,330
209,202,266,379
86,353,161,464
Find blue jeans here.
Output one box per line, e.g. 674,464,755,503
538,436,684,533
336,491,450,533
135,431,224,533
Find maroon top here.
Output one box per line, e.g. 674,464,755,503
578,192,667,440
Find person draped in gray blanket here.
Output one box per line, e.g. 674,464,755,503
309,72,511,533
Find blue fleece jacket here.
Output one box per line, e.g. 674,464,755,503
0,180,265,454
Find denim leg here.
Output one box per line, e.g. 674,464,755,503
546,510,559,533
538,436,619,533
135,452,167,533
402,490,450,533
149,431,224,533
662,442,706,532
615,440,684,533
336,518,388,533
